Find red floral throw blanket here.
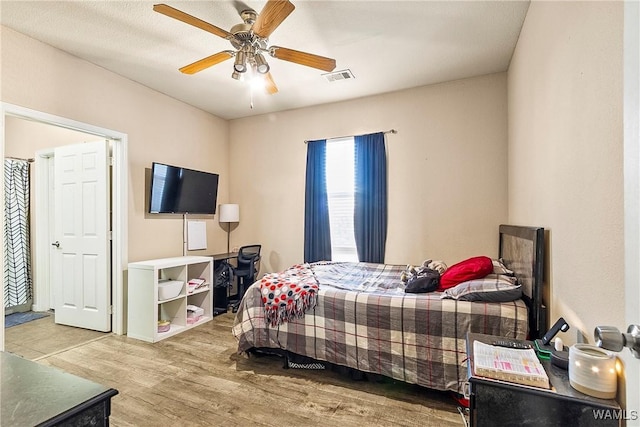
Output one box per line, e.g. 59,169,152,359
259,263,319,327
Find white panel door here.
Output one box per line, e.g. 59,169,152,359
52,140,110,331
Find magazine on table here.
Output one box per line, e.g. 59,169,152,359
473,340,550,389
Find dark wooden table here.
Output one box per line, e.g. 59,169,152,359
467,333,621,426
1,351,118,426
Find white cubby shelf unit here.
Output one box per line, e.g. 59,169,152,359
127,256,213,343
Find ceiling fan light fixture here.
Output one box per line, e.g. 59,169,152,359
155,0,334,96
234,50,247,73
254,53,270,74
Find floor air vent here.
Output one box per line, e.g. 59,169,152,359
323,69,355,82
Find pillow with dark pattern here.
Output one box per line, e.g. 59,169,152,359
405,268,440,293
440,274,521,302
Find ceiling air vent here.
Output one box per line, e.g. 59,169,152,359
323,69,355,82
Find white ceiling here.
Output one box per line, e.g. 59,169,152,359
0,1,530,120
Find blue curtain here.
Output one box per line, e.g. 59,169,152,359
354,132,387,263
304,140,332,263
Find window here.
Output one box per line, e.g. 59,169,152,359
326,137,358,262
304,132,387,264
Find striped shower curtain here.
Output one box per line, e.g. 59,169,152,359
4,159,33,308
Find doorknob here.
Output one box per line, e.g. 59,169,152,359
51,241,60,248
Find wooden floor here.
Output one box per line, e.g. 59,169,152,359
5,313,108,360
22,313,464,426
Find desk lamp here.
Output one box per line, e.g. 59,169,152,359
219,204,240,253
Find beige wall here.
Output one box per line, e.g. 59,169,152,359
229,73,509,273
5,117,94,156
508,2,624,343
1,26,230,263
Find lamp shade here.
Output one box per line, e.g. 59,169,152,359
219,204,240,223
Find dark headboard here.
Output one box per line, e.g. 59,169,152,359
498,224,546,339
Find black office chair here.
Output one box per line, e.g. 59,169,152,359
229,245,261,313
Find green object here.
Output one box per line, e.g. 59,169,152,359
534,339,552,360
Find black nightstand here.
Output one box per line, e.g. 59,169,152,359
466,333,621,427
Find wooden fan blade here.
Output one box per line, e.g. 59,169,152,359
252,0,295,39
153,4,233,39
179,51,234,74
263,72,278,95
270,46,336,72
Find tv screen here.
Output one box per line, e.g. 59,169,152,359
149,162,219,214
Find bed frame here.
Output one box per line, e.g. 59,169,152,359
498,224,546,339
233,224,547,394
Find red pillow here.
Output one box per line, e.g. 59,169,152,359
438,256,493,291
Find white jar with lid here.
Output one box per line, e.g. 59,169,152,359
568,344,617,399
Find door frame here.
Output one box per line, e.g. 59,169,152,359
623,0,640,415
33,149,54,312
31,149,54,311
0,102,128,346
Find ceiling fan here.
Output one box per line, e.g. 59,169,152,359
153,0,337,95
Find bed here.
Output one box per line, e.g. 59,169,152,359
232,224,545,395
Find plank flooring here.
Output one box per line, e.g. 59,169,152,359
32,313,463,426
5,313,108,360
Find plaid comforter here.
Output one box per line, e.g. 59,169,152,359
232,262,528,394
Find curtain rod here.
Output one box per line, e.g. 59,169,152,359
5,156,34,163
304,129,397,143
